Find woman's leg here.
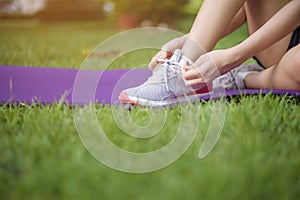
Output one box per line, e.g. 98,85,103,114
181,0,246,61
244,0,293,67
239,0,299,90
149,2,246,71
244,45,300,90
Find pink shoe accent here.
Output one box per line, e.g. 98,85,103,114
119,92,136,105
195,84,211,94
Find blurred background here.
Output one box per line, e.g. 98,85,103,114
0,0,247,69
0,0,203,29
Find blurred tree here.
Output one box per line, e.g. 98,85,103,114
148,0,190,24
184,0,203,15
38,0,104,21
0,0,46,16
0,0,13,9
110,0,190,25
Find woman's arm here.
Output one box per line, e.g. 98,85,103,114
221,6,246,38
185,0,246,55
182,0,300,87
231,0,300,63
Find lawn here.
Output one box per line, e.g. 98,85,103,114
0,19,300,200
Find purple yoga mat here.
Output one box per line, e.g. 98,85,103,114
0,65,299,105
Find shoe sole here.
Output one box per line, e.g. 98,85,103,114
119,91,212,107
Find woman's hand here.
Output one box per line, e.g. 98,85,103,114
182,48,244,87
149,35,188,71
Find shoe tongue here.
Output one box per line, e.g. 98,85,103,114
169,49,181,63
169,49,193,68
153,49,193,75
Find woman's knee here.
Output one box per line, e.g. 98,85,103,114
290,46,300,82
284,45,300,83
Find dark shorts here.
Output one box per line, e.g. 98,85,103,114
254,26,300,68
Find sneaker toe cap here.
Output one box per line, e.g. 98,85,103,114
118,91,129,102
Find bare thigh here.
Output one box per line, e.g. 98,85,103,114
244,0,293,68
245,44,300,90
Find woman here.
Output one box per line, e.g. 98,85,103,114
119,0,300,106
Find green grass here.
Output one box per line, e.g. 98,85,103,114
0,19,117,68
1,19,300,200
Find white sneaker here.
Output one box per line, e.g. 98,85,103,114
119,49,210,106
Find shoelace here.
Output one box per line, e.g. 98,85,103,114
155,58,182,91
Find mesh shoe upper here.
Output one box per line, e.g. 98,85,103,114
121,49,195,102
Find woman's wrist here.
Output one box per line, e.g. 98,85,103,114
227,45,250,67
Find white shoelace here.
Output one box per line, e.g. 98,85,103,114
149,58,181,91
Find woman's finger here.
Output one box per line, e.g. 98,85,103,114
184,77,205,87
148,50,169,70
182,68,203,80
